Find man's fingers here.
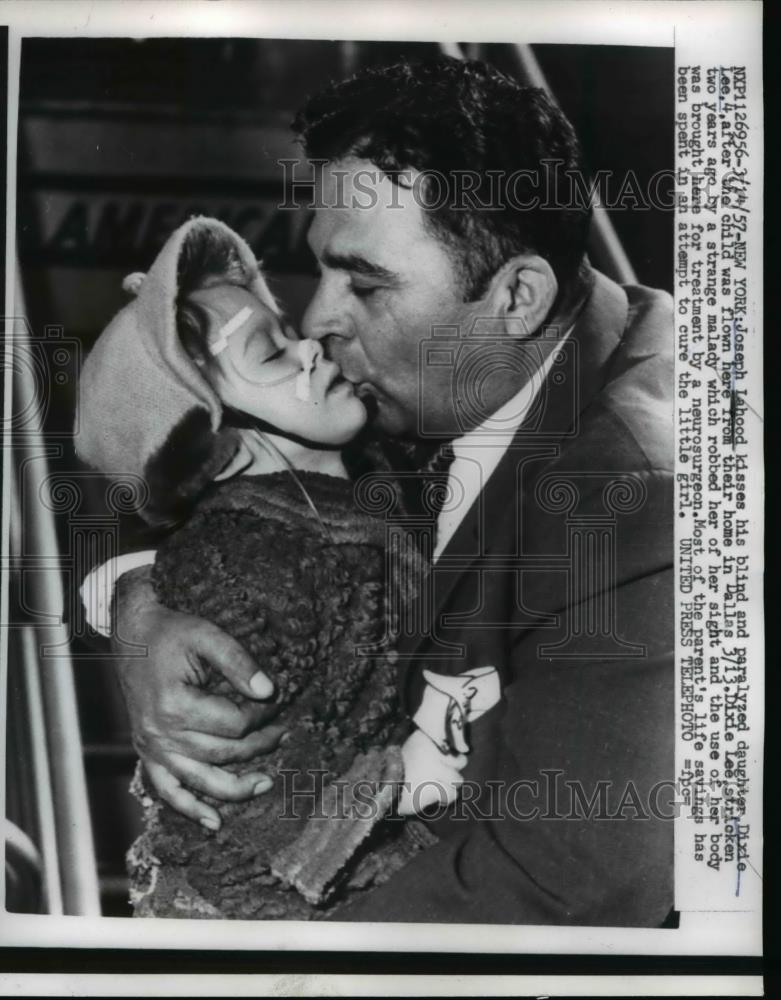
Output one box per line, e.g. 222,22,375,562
190,622,273,700
176,725,288,765
165,752,274,802
145,759,222,830
176,688,281,740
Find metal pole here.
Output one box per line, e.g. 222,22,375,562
512,43,637,286
20,626,65,914
11,267,101,916
7,369,64,914
439,41,638,286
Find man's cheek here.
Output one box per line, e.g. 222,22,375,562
374,402,409,435
378,384,419,435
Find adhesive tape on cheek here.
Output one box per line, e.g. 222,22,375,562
209,306,253,357
294,339,319,401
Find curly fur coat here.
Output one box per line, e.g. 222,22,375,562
127,470,433,920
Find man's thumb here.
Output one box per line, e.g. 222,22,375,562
193,621,274,700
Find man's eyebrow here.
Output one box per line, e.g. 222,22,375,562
321,250,398,282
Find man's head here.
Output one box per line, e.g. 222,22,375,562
294,56,593,438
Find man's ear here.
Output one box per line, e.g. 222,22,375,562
483,254,559,339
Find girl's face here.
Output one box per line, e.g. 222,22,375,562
187,283,367,446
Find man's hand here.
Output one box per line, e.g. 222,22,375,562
112,566,285,829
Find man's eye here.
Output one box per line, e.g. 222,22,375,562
351,283,378,299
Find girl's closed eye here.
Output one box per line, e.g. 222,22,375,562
240,319,291,367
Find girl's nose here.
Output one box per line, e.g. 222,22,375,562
293,338,323,402
295,338,323,369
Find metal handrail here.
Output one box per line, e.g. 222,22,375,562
4,818,43,913
8,457,63,913
439,41,638,286
4,818,43,876
8,267,101,916
20,625,66,914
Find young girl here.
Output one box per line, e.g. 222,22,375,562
75,216,446,919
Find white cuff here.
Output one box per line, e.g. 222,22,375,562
80,550,157,637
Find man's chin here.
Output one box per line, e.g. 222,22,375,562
354,386,417,438
371,401,417,439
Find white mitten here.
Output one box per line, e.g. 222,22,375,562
398,665,501,816
398,729,467,816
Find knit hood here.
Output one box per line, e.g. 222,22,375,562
74,216,279,525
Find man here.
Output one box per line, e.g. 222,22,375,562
95,56,674,924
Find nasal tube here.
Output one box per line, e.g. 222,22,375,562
294,339,321,401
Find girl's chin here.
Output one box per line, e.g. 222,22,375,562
327,420,368,446
331,418,369,447
329,394,369,424
293,411,367,448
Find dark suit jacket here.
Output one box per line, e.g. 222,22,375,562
337,268,675,925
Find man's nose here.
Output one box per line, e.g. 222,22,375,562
300,284,324,340
301,279,349,345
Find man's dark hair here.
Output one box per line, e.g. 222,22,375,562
293,55,593,301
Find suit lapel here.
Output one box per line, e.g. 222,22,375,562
398,269,630,671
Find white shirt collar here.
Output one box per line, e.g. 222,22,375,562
433,327,573,562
